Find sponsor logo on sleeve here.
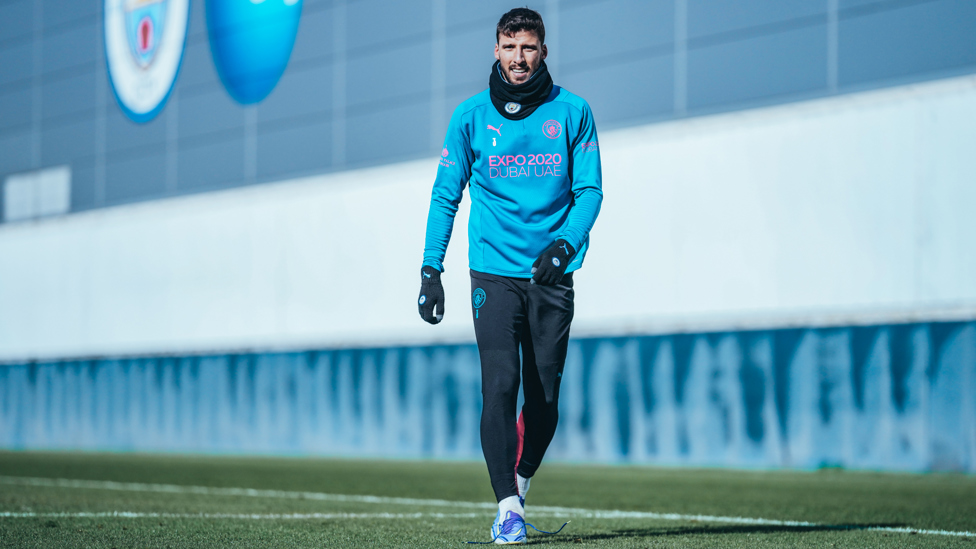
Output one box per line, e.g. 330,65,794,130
439,147,455,168
581,141,599,152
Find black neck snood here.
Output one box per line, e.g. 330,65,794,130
489,60,554,120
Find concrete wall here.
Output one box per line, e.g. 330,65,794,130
2,74,975,361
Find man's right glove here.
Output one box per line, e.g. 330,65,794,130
418,266,445,324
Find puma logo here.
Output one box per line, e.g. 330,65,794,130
487,124,503,136
559,243,570,255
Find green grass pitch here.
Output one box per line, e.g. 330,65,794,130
1,451,974,547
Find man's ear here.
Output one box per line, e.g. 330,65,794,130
494,43,500,61
542,44,548,61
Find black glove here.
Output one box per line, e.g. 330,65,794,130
531,239,576,285
418,266,445,324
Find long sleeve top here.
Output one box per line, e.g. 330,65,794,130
422,86,603,277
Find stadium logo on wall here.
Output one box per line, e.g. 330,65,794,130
105,0,189,123
542,120,562,139
207,0,303,105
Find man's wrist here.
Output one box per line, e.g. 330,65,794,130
555,238,576,259
421,265,442,283
555,237,577,256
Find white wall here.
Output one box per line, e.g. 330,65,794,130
2,75,976,361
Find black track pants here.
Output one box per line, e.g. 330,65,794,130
470,269,574,503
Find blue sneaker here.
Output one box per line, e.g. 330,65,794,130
490,510,526,544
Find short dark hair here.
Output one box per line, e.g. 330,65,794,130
496,8,545,44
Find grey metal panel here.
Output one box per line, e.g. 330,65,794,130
447,1,521,30
0,0,33,45
42,0,98,30
446,27,494,90
345,100,429,166
178,86,244,140
41,21,97,75
41,71,97,122
68,157,96,211
839,0,976,87
440,91,475,141
41,117,96,165
560,54,674,127
688,23,828,110
290,3,334,65
176,40,219,90
104,151,167,203
839,0,899,8
347,0,432,52
104,105,167,154
688,0,827,40
188,0,207,38
177,134,245,190
347,42,430,108
0,131,32,175
0,87,32,133
258,64,332,124
562,0,674,66
0,41,33,87
256,121,331,180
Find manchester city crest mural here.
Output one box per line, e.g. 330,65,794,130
105,0,190,123
206,0,303,105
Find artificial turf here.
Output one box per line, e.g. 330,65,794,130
0,451,974,547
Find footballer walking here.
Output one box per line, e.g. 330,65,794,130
418,7,603,544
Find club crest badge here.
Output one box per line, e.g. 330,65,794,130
105,0,189,123
542,120,562,139
505,102,521,114
473,288,486,309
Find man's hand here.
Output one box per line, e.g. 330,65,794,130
418,266,445,324
531,239,576,285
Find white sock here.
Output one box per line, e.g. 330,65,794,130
516,474,530,499
498,495,524,518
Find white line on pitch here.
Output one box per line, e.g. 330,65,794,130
0,511,481,520
0,475,973,538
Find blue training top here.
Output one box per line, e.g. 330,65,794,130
422,86,603,278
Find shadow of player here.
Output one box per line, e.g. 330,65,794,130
522,522,910,544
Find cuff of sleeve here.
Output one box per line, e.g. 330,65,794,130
422,260,444,273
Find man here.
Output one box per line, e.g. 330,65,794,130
418,7,602,544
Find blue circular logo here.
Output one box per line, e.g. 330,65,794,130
419,295,426,305
552,257,560,267
472,288,486,309
207,0,303,105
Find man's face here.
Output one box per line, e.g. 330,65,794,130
494,30,547,85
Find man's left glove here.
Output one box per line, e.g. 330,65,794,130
418,266,445,324
531,239,576,285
